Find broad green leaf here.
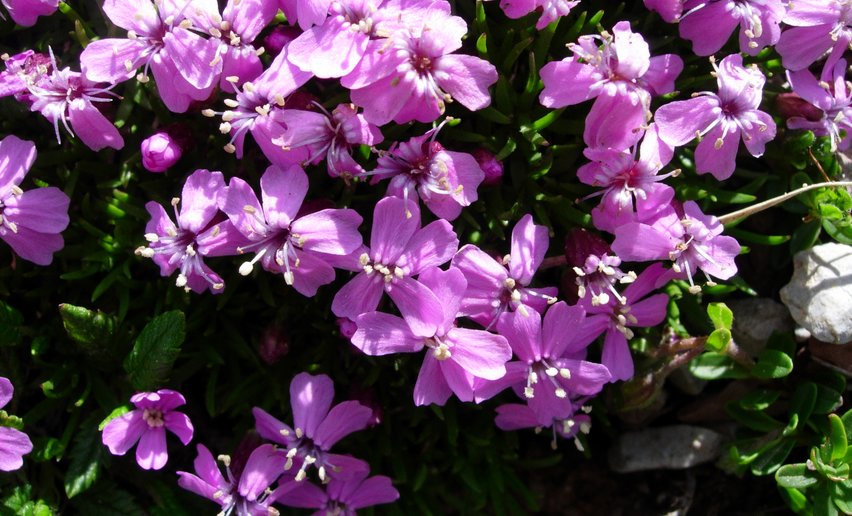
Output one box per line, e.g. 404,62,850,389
706,328,731,353
59,304,116,348
752,349,794,379
123,311,185,391
815,483,840,516
829,414,848,463
831,480,852,514
776,464,820,489
64,420,104,498
778,485,809,514
689,352,750,380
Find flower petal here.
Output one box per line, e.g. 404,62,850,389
0,427,33,472
313,401,373,449
135,426,168,470
290,372,335,438
67,98,124,151
352,312,423,355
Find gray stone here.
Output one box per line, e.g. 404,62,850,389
780,243,852,344
608,425,725,473
727,298,795,356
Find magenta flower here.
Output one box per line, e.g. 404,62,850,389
643,0,683,22
540,21,683,150
346,9,498,125
222,164,363,297
451,214,558,327
331,197,458,336
490,0,579,30
655,54,776,180
579,262,670,381
101,389,194,470
80,0,219,113
273,103,383,179
473,302,611,423
178,444,289,514
611,200,741,293
182,0,278,93
578,123,676,233
786,58,852,152
278,468,399,514
472,148,504,186
678,0,785,56
253,373,373,482
0,376,33,472
352,267,512,406
1,0,57,27
137,169,245,294
776,0,851,73
0,135,69,266
370,125,485,221
204,46,312,165
278,0,332,30
495,403,592,450
27,51,124,151
0,50,51,102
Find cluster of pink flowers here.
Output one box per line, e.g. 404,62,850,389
3,0,850,510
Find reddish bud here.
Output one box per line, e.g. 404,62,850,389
472,148,503,185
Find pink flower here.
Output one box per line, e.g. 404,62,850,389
786,58,852,152
178,444,289,514
0,135,70,266
346,9,497,125
101,389,194,470
678,0,785,56
777,0,851,73
0,50,51,103
493,0,579,30
352,267,512,406
278,468,399,514
0,376,33,472
27,50,124,151
1,0,57,27
451,214,558,327
370,125,485,221
540,21,683,150
253,373,374,482
655,54,776,180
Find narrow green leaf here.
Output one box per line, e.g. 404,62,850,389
727,402,783,432
776,464,820,489
829,414,848,462
830,480,852,514
707,302,733,330
751,438,796,476
752,349,794,379
0,300,23,347
123,311,185,391
738,389,781,411
778,486,810,513
815,484,840,516
814,385,843,414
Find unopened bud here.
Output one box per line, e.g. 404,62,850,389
141,131,184,172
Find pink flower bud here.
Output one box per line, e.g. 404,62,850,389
141,131,183,172
337,318,357,339
263,25,300,55
776,93,824,123
258,325,289,365
471,148,503,185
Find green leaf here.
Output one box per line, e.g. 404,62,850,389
829,414,848,462
727,402,783,432
1,485,53,516
123,311,185,391
814,385,844,414
751,438,796,476
689,352,750,380
776,464,820,489
70,480,145,516
706,328,732,352
816,484,840,516
778,485,810,514
831,480,852,514
59,304,116,347
789,382,817,421
738,389,781,411
0,300,23,347
98,405,131,431
752,349,794,379
64,419,105,498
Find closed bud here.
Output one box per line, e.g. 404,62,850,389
471,148,503,185
141,131,184,172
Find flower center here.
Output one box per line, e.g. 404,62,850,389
143,408,165,428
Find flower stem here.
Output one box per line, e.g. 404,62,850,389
717,181,852,225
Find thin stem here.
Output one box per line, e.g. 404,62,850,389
717,181,852,225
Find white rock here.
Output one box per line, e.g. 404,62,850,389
780,243,852,344
608,425,725,473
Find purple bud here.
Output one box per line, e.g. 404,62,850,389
258,325,289,365
472,148,503,185
563,228,610,268
263,25,301,55
776,93,824,123
141,131,183,172
337,318,357,339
